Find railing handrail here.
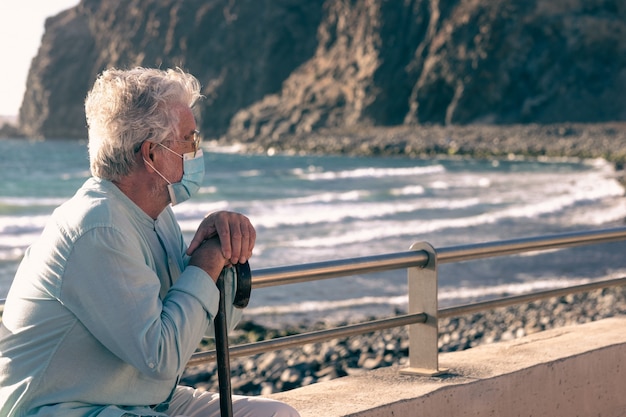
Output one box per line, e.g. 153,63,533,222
437,226,626,263
251,226,626,287
188,312,428,366
439,275,626,319
2,226,626,371
189,275,626,366
187,226,626,368
251,250,429,288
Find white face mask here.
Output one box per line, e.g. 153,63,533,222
144,144,205,205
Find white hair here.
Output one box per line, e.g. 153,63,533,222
85,67,202,181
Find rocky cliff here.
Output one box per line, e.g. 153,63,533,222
16,0,626,143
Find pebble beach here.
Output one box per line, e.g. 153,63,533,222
182,285,626,396
229,122,626,164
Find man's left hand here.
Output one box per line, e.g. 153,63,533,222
186,211,256,264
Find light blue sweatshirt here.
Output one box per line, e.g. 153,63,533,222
0,178,241,416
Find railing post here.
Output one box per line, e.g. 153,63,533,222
401,241,447,376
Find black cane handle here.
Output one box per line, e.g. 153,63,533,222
233,261,251,308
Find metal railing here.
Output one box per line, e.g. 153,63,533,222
2,227,625,373
189,227,626,374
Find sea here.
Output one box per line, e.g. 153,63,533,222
2,137,626,328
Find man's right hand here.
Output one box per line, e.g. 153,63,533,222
188,236,229,282
186,211,256,265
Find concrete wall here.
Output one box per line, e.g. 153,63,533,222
271,316,626,416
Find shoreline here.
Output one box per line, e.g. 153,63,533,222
182,285,626,395
218,122,626,166
5,122,626,164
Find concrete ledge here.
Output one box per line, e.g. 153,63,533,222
270,316,626,416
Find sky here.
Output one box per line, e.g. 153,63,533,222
0,0,80,116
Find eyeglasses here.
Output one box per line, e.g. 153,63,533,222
166,130,201,157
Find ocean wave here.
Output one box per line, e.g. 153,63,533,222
242,197,483,229
203,142,248,154
438,277,595,302
294,164,446,181
281,170,624,247
277,190,366,204
172,166,624,239
565,198,626,226
172,200,230,221
0,215,51,235
438,269,626,304
0,196,66,207
390,185,426,196
174,188,483,231
288,199,625,249
244,295,408,316
0,230,42,261
0,246,28,262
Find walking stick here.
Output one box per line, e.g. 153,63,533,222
214,262,252,417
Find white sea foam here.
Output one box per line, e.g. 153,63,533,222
259,190,368,206
198,185,218,194
284,171,625,248
203,142,248,154
0,246,29,261
176,189,483,231
244,295,409,316
390,185,425,196
566,198,626,225
172,200,230,219
239,169,263,177
244,199,459,229
0,214,50,235
0,196,66,207
296,164,446,180
60,170,91,180
439,268,626,303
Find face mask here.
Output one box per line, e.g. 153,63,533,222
144,146,205,206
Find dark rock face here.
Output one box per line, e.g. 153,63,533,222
20,7,96,139
19,0,322,139
18,0,626,140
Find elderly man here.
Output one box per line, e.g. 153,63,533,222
0,68,299,417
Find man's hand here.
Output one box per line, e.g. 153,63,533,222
188,237,228,282
186,211,256,264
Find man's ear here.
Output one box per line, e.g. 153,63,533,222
143,140,154,157
140,141,156,170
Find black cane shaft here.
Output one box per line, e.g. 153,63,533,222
215,276,233,417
